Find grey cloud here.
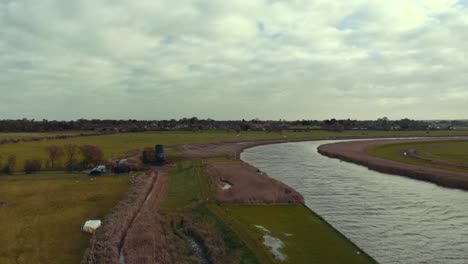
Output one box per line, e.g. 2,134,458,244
0,0,467,120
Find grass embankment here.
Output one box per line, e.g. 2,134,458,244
0,173,130,264
1,130,467,170
367,140,468,173
161,158,375,263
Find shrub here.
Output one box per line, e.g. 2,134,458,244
141,147,155,164
24,159,42,174
2,154,16,174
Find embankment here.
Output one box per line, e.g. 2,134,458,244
318,139,468,191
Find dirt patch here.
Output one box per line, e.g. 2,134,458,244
206,162,304,204
0,201,9,207
318,139,468,191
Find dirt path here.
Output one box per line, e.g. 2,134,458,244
122,169,178,264
318,139,468,190
82,169,173,264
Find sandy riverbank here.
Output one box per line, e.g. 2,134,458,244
318,139,468,191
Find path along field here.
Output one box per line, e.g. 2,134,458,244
0,173,130,264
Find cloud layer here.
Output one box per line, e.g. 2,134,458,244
1,0,467,120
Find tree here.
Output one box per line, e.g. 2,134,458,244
79,145,104,168
2,154,16,174
46,145,64,169
24,159,42,174
64,144,79,171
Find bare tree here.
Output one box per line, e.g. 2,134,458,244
64,144,79,171
79,145,104,168
46,145,64,169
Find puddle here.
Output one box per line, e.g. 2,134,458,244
119,246,126,264
220,180,232,190
263,235,287,261
254,225,287,261
254,225,270,233
186,235,210,264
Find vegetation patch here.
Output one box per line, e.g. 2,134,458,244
367,140,468,173
0,173,130,264
216,204,375,264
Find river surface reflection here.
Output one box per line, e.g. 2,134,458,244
241,140,468,264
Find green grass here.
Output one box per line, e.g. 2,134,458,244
415,142,468,166
0,173,130,264
161,159,204,210
367,140,468,173
213,205,375,264
1,130,467,171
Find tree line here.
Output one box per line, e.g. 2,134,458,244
0,144,104,175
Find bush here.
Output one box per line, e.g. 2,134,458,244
2,154,16,174
141,147,155,164
24,159,42,174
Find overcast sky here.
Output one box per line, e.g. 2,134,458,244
1,0,467,120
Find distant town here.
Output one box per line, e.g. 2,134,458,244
0,117,467,133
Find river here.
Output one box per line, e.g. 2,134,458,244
241,140,468,264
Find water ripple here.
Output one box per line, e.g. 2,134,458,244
242,140,468,264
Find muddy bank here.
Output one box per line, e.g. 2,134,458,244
81,169,158,264
318,139,468,191
207,162,303,204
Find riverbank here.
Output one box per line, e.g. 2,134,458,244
318,138,468,191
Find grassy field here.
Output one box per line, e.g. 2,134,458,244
0,173,130,264
214,205,374,264
367,140,468,173
1,130,467,171
0,131,93,140
160,156,375,263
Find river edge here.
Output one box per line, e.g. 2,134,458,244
317,138,468,191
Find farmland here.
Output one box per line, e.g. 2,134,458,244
0,173,130,264
1,129,467,171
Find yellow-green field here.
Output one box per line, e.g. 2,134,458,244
1,130,467,171
0,173,130,264
0,131,93,140
367,140,468,173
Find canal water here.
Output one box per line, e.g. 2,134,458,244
241,140,468,264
